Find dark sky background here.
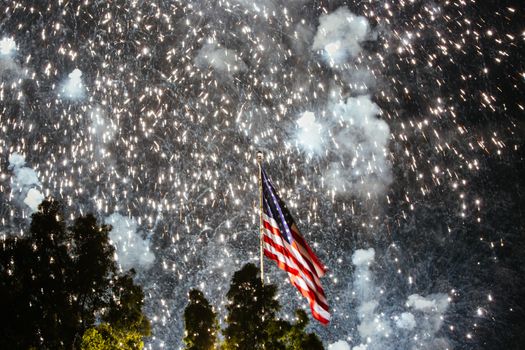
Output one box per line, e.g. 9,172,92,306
1,0,524,349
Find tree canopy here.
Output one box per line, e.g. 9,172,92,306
0,199,150,349
222,263,281,349
184,263,324,350
183,289,219,350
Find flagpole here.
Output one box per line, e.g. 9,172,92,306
257,151,264,283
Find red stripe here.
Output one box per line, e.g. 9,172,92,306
289,276,330,325
263,219,282,237
290,224,326,276
263,217,325,278
290,279,329,325
261,215,330,324
262,230,329,310
263,234,327,300
262,223,326,295
265,246,330,314
263,249,300,277
286,269,329,312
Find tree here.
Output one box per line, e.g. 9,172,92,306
277,310,324,350
79,271,150,350
80,324,144,350
221,263,324,350
223,263,281,350
183,289,219,350
104,270,151,337
0,199,150,349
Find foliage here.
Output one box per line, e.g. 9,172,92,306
218,263,323,350
183,289,219,350
105,270,151,337
0,199,150,349
277,310,324,350
222,263,281,350
80,324,144,350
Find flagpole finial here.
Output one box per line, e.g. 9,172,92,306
257,151,264,163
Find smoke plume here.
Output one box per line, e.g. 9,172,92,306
8,153,44,213
105,213,155,271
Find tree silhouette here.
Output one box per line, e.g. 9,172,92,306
223,263,280,350
277,310,324,350
221,263,324,350
0,199,150,349
183,289,219,350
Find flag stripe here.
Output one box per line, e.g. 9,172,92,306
262,235,328,308
288,274,330,324
259,167,330,324
263,251,329,314
262,215,321,279
289,224,326,277
262,222,328,302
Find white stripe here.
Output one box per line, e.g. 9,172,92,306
262,214,328,304
312,298,331,320
262,219,325,290
262,211,325,277
286,269,329,307
289,224,326,277
263,241,299,272
287,275,330,325
263,214,321,279
263,213,325,277
263,226,326,302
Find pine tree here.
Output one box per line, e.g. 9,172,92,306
183,289,218,350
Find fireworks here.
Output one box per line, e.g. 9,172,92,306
1,1,523,349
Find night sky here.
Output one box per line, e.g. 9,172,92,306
1,1,524,349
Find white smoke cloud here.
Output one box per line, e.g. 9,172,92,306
23,188,45,212
8,153,44,213
105,213,155,271
195,42,246,76
395,312,416,330
352,345,368,350
407,293,448,312
312,7,371,65
325,95,391,197
351,248,392,349
12,167,40,187
351,247,375,267
339,248,450,350
294,97,391,199
0,36,22,78
295,111,325,154
0,37,16,56
60,68,85,100
299,8,391,198
407,293,449,333
328,340,351,350
8,153,25,168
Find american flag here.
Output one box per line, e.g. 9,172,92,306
260,166,330,324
